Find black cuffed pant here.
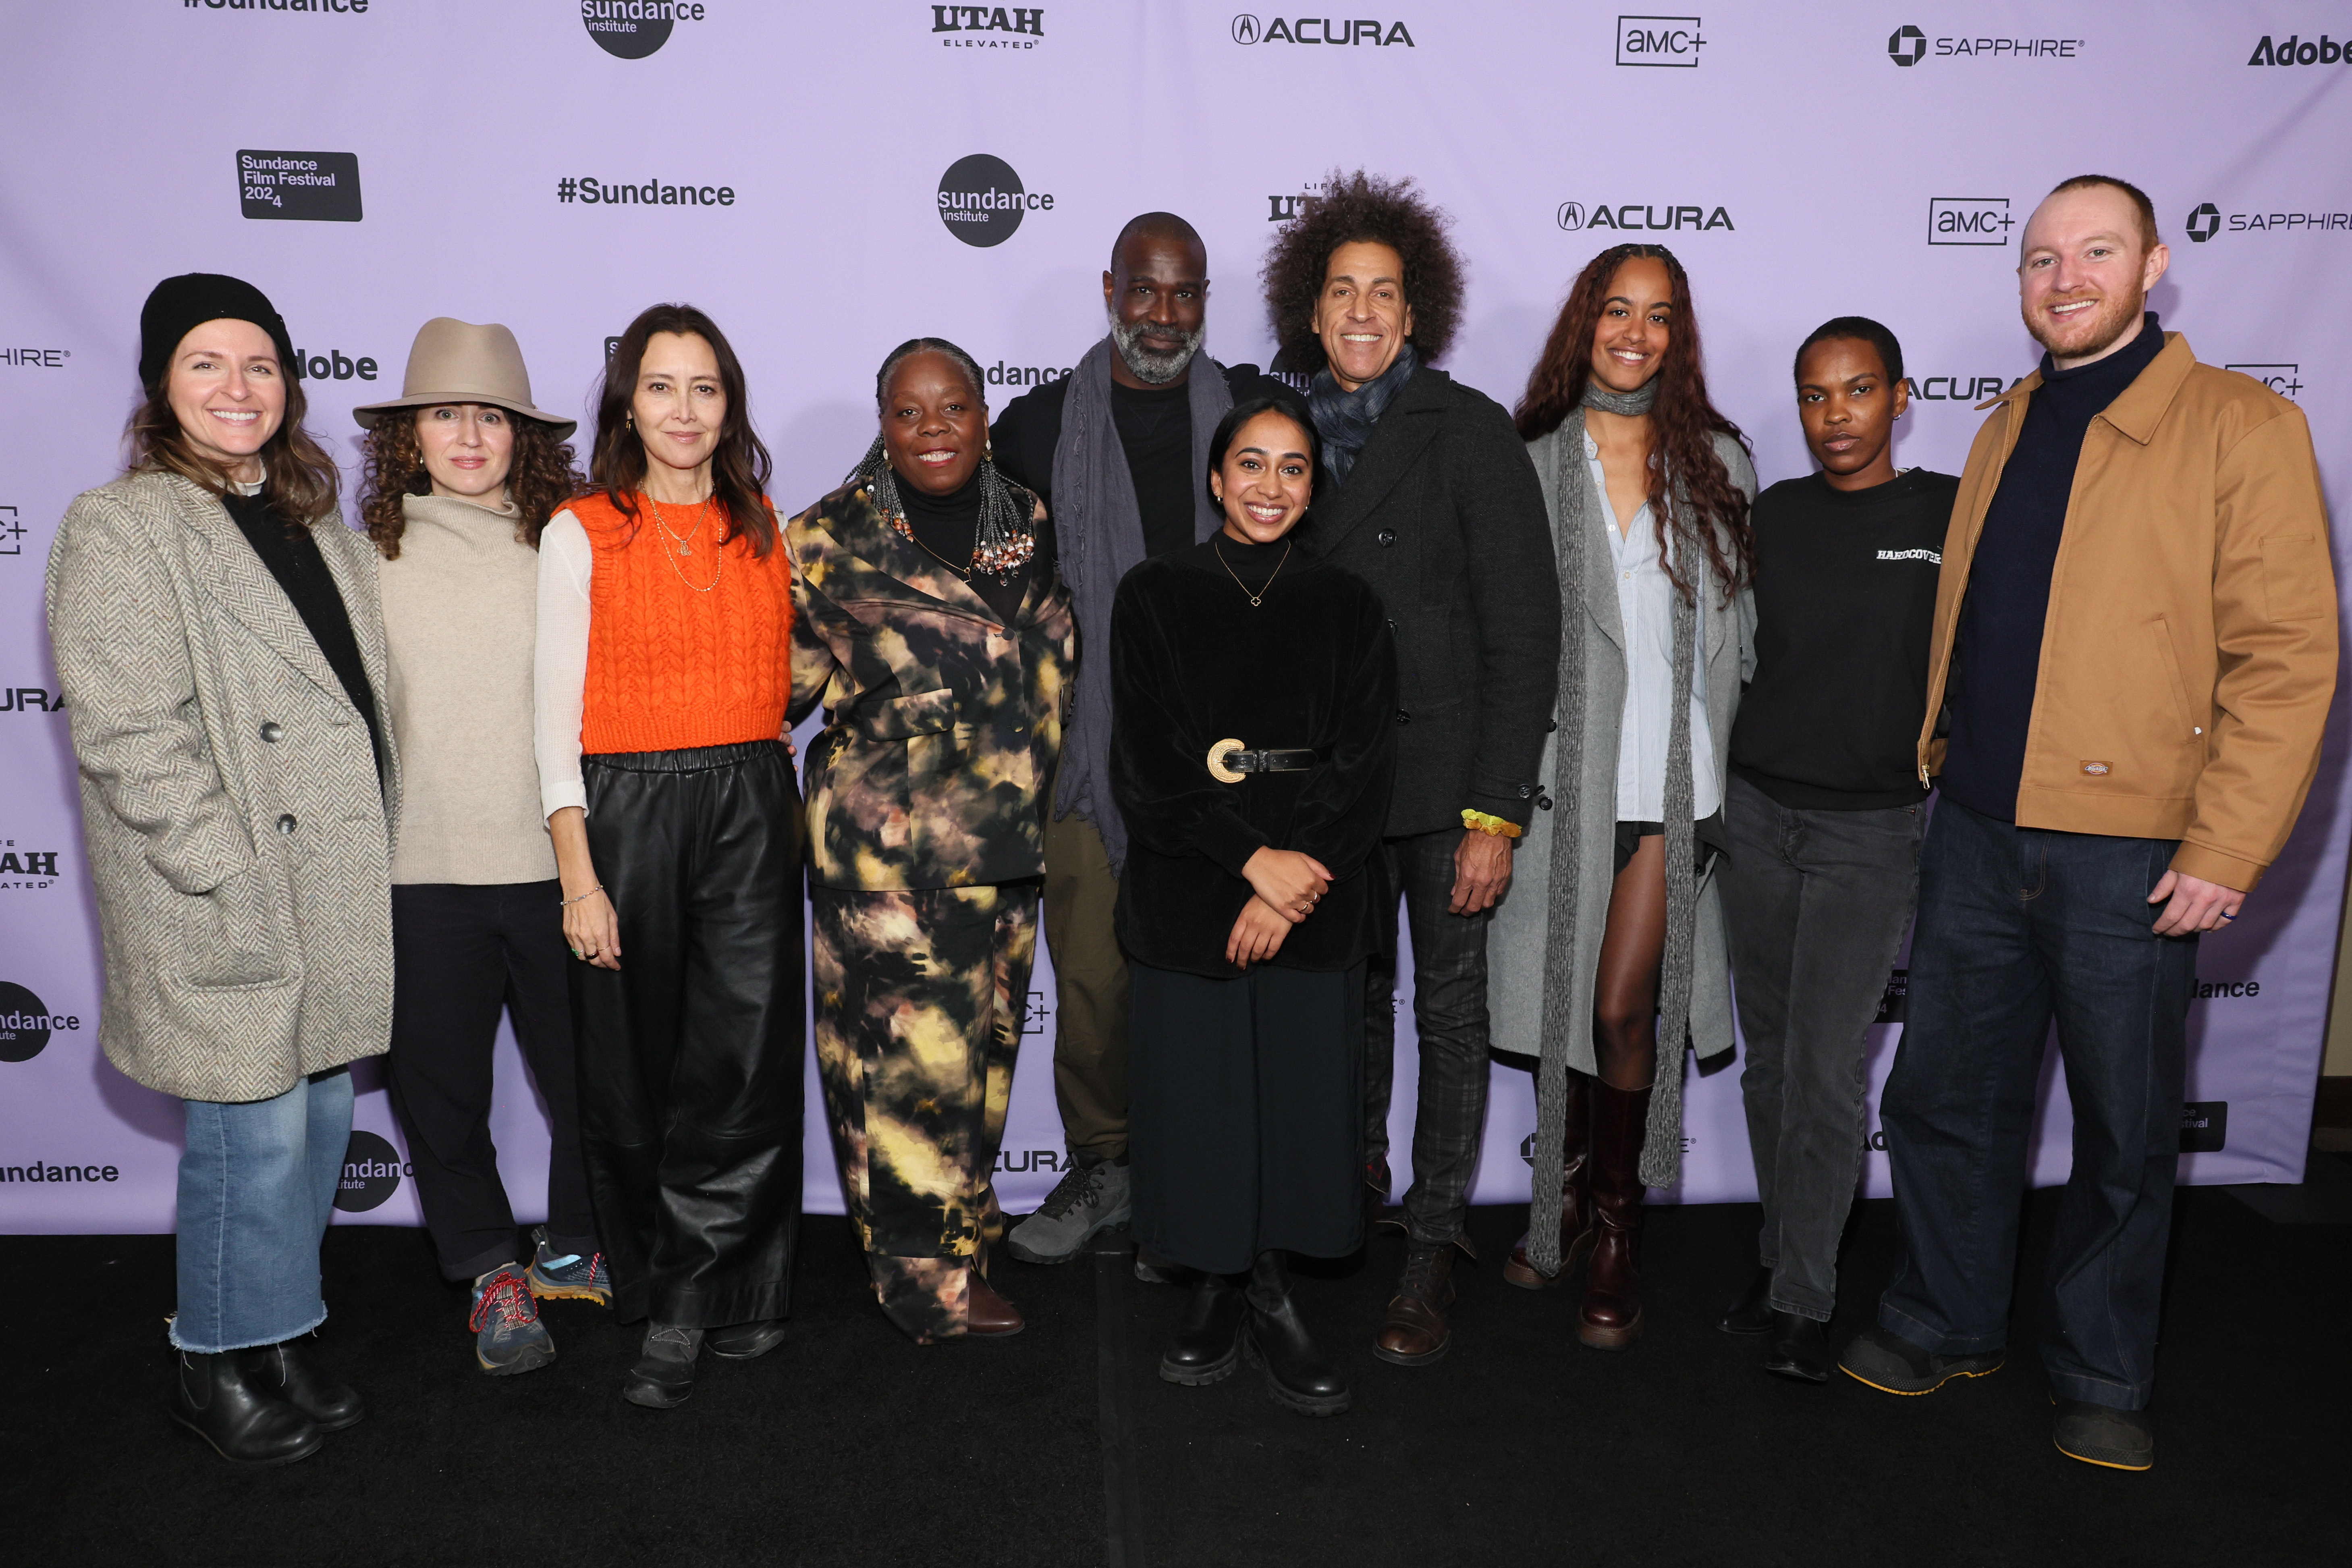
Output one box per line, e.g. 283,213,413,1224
387,880,598,1282
575,740,805,1328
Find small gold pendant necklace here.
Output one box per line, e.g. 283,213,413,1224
1215,537,1290,608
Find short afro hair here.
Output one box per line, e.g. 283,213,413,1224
1794,316,1905,388
1260,170,1465,375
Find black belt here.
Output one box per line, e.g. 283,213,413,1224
1206,739,1329,782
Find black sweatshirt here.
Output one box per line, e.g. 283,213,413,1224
1938,314,2167,820
1730,469,1957,809
989,361,1291,561
221,490,382,777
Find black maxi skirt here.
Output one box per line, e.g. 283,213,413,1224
1127,958,1367,1276
573,739,805,1327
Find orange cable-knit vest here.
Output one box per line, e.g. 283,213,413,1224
574,490,794,756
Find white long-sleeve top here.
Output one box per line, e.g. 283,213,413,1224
531,508,594,820
1588,432,1718,823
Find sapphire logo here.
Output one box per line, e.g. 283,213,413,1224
2186,202,2222,243
937,154,1050,247
2190,204,2352,238
1887,23,1926,64
238,151,361,222
1557,201,1733,233
335,1130,410,1213
1230,15,1414,46
1929,196,2014,245
1892,26,2080,63
581,1,706,59
1617,15,1703,66
2225,363,2303,399
0,982,81,1064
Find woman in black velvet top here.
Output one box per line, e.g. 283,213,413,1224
1110,396,1396,1417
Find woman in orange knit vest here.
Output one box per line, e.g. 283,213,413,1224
532,304,803,1409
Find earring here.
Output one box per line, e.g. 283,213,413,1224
625,412,635,429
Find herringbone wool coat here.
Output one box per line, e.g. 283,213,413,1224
46,470,401,1104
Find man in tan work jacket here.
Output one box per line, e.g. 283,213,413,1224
1836,175,2337,1474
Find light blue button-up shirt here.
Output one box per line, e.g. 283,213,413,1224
1587,432,1717,823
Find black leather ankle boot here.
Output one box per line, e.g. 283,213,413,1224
1243,1251,1350,1416
170,1349,322,1466
244,1335,365,1430
1159,1271,1246,1385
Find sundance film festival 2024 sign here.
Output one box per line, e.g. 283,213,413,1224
2,1,2346,1234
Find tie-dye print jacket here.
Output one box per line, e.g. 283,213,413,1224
787,482,1074,891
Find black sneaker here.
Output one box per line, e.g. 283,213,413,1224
2053,1399,2155,1471
621,1325,702,1409
1005,1157,1131,1265
1837,1325,2004,1395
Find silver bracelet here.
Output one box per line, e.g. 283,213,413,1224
560,885,605,908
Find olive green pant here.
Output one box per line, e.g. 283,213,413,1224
1042,808,1131,1162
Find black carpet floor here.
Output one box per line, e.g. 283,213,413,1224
3,1168,2344,1568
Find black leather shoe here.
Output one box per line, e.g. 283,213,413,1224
1762,1312,1831,1383
1718,1267,1776,1335
2053,1398,2155,1471
243,1335,364,1430
1243,1252,1350,1416
621,1324,702,1408
170,1350,322,1466
706,1319,787,1360
1159,1273,1246,1386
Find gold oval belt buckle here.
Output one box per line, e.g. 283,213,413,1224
1206,738,1248,784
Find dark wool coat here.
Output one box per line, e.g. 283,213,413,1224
1297,364,1560,837
1109,541,1397,978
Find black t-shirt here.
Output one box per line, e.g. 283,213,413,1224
989,360,1293,561
1729,468,1958,809
221,490,383,778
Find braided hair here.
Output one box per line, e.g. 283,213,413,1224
847,336,1037,582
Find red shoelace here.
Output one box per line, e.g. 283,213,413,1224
469,1271,537,1333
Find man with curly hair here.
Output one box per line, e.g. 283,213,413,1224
1263,172,1560,1365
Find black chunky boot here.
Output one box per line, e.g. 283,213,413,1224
169,1349,322,1466
1159,1271,1246,1385
243,1334,365,1430
1242,1251,1351,1416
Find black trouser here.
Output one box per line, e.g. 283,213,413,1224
575,740,805,1328
1362,830,1493,1247
388,881,598,1282
1130,959,1367,1276
1719,775,1922,1322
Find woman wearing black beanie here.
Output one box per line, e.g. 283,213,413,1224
46,274,399,1465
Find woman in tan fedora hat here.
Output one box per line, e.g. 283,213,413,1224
354,318,606,1379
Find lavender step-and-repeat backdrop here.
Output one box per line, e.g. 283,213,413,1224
3,2,2347,1232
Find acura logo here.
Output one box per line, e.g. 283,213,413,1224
1233,14,1260,44
2185,202,2221,243
1557,201,1586,230
1888,24,1926,66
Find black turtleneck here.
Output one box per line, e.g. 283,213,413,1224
221,489,383,779
1197,530,1296,597
1940,313,2167,820
896,467,1054,623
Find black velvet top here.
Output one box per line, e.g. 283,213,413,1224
1109,532,1398,977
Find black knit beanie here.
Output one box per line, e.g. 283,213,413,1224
137,273,297,393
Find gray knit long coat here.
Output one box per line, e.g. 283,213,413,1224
1488,427,1755,1168
46,470,400,1104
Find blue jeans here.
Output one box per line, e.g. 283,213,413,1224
172,1068,353,1353
1877,798,2193,1411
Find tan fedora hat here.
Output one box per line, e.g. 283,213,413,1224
352,317,576,437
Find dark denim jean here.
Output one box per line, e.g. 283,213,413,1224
1878,797,2194,1411
1362,829,1494,1246
1721,775,1922,1322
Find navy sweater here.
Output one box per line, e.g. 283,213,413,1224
1937,315,2166,820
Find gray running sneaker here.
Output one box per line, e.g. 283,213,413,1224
1006,1156,1133,1264
527,1226,611,1305
469,1263,556,1376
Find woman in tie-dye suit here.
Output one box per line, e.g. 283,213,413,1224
789,338,1074,1343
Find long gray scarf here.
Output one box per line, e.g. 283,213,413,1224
1526,396,1699,1276
1048,336,1232,873
1307,342,1420,483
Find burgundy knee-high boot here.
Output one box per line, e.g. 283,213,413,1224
1578,1079,1653,1350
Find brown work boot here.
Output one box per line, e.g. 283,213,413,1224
1372,1240,1457,1366
1578,1079,1653,1350
1504,1068,1594,1290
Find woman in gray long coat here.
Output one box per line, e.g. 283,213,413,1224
1489,245,1756,1351
46,275,399,1468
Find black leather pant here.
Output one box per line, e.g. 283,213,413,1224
573,740,805,1328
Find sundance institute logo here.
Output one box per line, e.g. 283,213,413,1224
0,981,81,1064
937,154,1050,247
581,0,708,60
335,1129,410,1213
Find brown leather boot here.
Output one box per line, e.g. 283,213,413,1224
1504,1069,1594,1290
1578,1079,1653,1350
1371,1241,1457,1366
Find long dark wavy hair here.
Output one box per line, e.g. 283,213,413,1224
357,410,583,559
588,303,777,556
125,368,340,531
1514,243,1752,601
1260,169,1465,375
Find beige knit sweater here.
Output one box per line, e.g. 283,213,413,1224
379,492,558,885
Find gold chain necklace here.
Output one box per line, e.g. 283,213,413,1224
645,493,723,593
1214,537,1290,608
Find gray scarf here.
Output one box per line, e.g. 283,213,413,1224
1048,336,1232,872
1525,392,1698,1276
1307,342,1420,482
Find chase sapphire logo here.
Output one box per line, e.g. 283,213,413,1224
2186,202,2222,243
1888,24,1926,65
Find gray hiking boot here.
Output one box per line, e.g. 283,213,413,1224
1006,1155,1132,1264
